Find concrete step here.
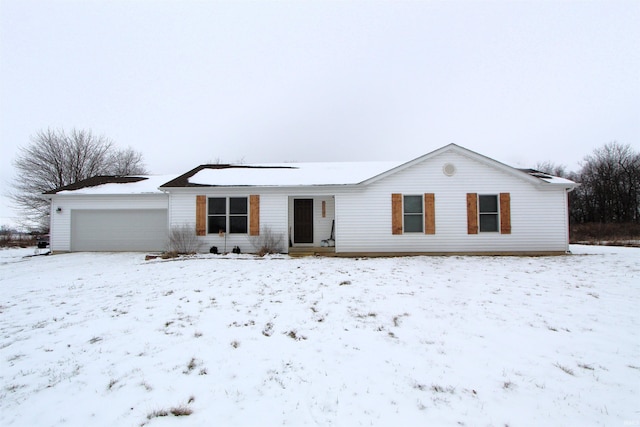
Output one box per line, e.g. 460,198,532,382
288,247,336,257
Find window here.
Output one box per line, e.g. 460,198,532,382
403,195,423,233
392,193,435,235
466,193,511,235
208,197,248,234
478,195,499,232
208,198,226,234
229,197,247,233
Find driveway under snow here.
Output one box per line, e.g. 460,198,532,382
1,246,638,426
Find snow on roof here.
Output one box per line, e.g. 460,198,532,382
52,147,578,195
517,169,578,187
538,176,577,185
186,161,407,186
55,175,177,195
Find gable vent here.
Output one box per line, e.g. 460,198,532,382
443,163,456,176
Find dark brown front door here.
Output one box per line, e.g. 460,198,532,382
294,199,313,243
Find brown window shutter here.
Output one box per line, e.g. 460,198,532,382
249,195,260,236
391,193,403,235
196,195,206,236
467,193,478,234
500,193,511,234
424,193,435,234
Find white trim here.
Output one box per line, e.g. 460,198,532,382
478,194,500,233
206,196,249,235
360,144,573,188
402,194,424,233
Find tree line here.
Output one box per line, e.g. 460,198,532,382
7,128,639,235
538,142,639,226
569,143,639,224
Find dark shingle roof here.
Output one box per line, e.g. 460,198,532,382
44,176,149,194
517,168,554,179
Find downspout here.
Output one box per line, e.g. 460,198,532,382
47,196,54,252
565,186,577,254
159,188,171,232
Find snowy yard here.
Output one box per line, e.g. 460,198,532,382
1,246,638,427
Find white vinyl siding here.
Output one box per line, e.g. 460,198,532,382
170,189,289,253
334,150,569,253
167,149,569,254
171,190,336,253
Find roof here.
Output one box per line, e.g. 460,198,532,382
360,144,578,189
517,169,576,185
160,161,406,188
46,175,177,195
47,144,578,195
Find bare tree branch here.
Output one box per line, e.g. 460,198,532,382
534,161,568,178
110,147,147,175
569,141,640,224
9,128,148,230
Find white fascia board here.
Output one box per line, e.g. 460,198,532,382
359,143,575,189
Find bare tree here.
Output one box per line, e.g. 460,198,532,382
0,225,15,245
10,128,148,229
109,147,147,175
534,161,568,178
570,142,639,224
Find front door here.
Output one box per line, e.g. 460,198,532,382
294,199,313,244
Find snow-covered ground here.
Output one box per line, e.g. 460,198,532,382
1,246,638,427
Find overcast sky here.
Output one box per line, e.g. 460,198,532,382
1,0,639,227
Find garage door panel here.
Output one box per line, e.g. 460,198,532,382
71,209,167,251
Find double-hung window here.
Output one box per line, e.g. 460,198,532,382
208,197,248,234
403,195,424,233
478,195,499,232
392,193,435,235
229,197,248,233
466,192,510,235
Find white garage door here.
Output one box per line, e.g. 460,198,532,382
71,209,168,251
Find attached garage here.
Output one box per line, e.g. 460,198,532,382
47,175,175,253
71,209,168,251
